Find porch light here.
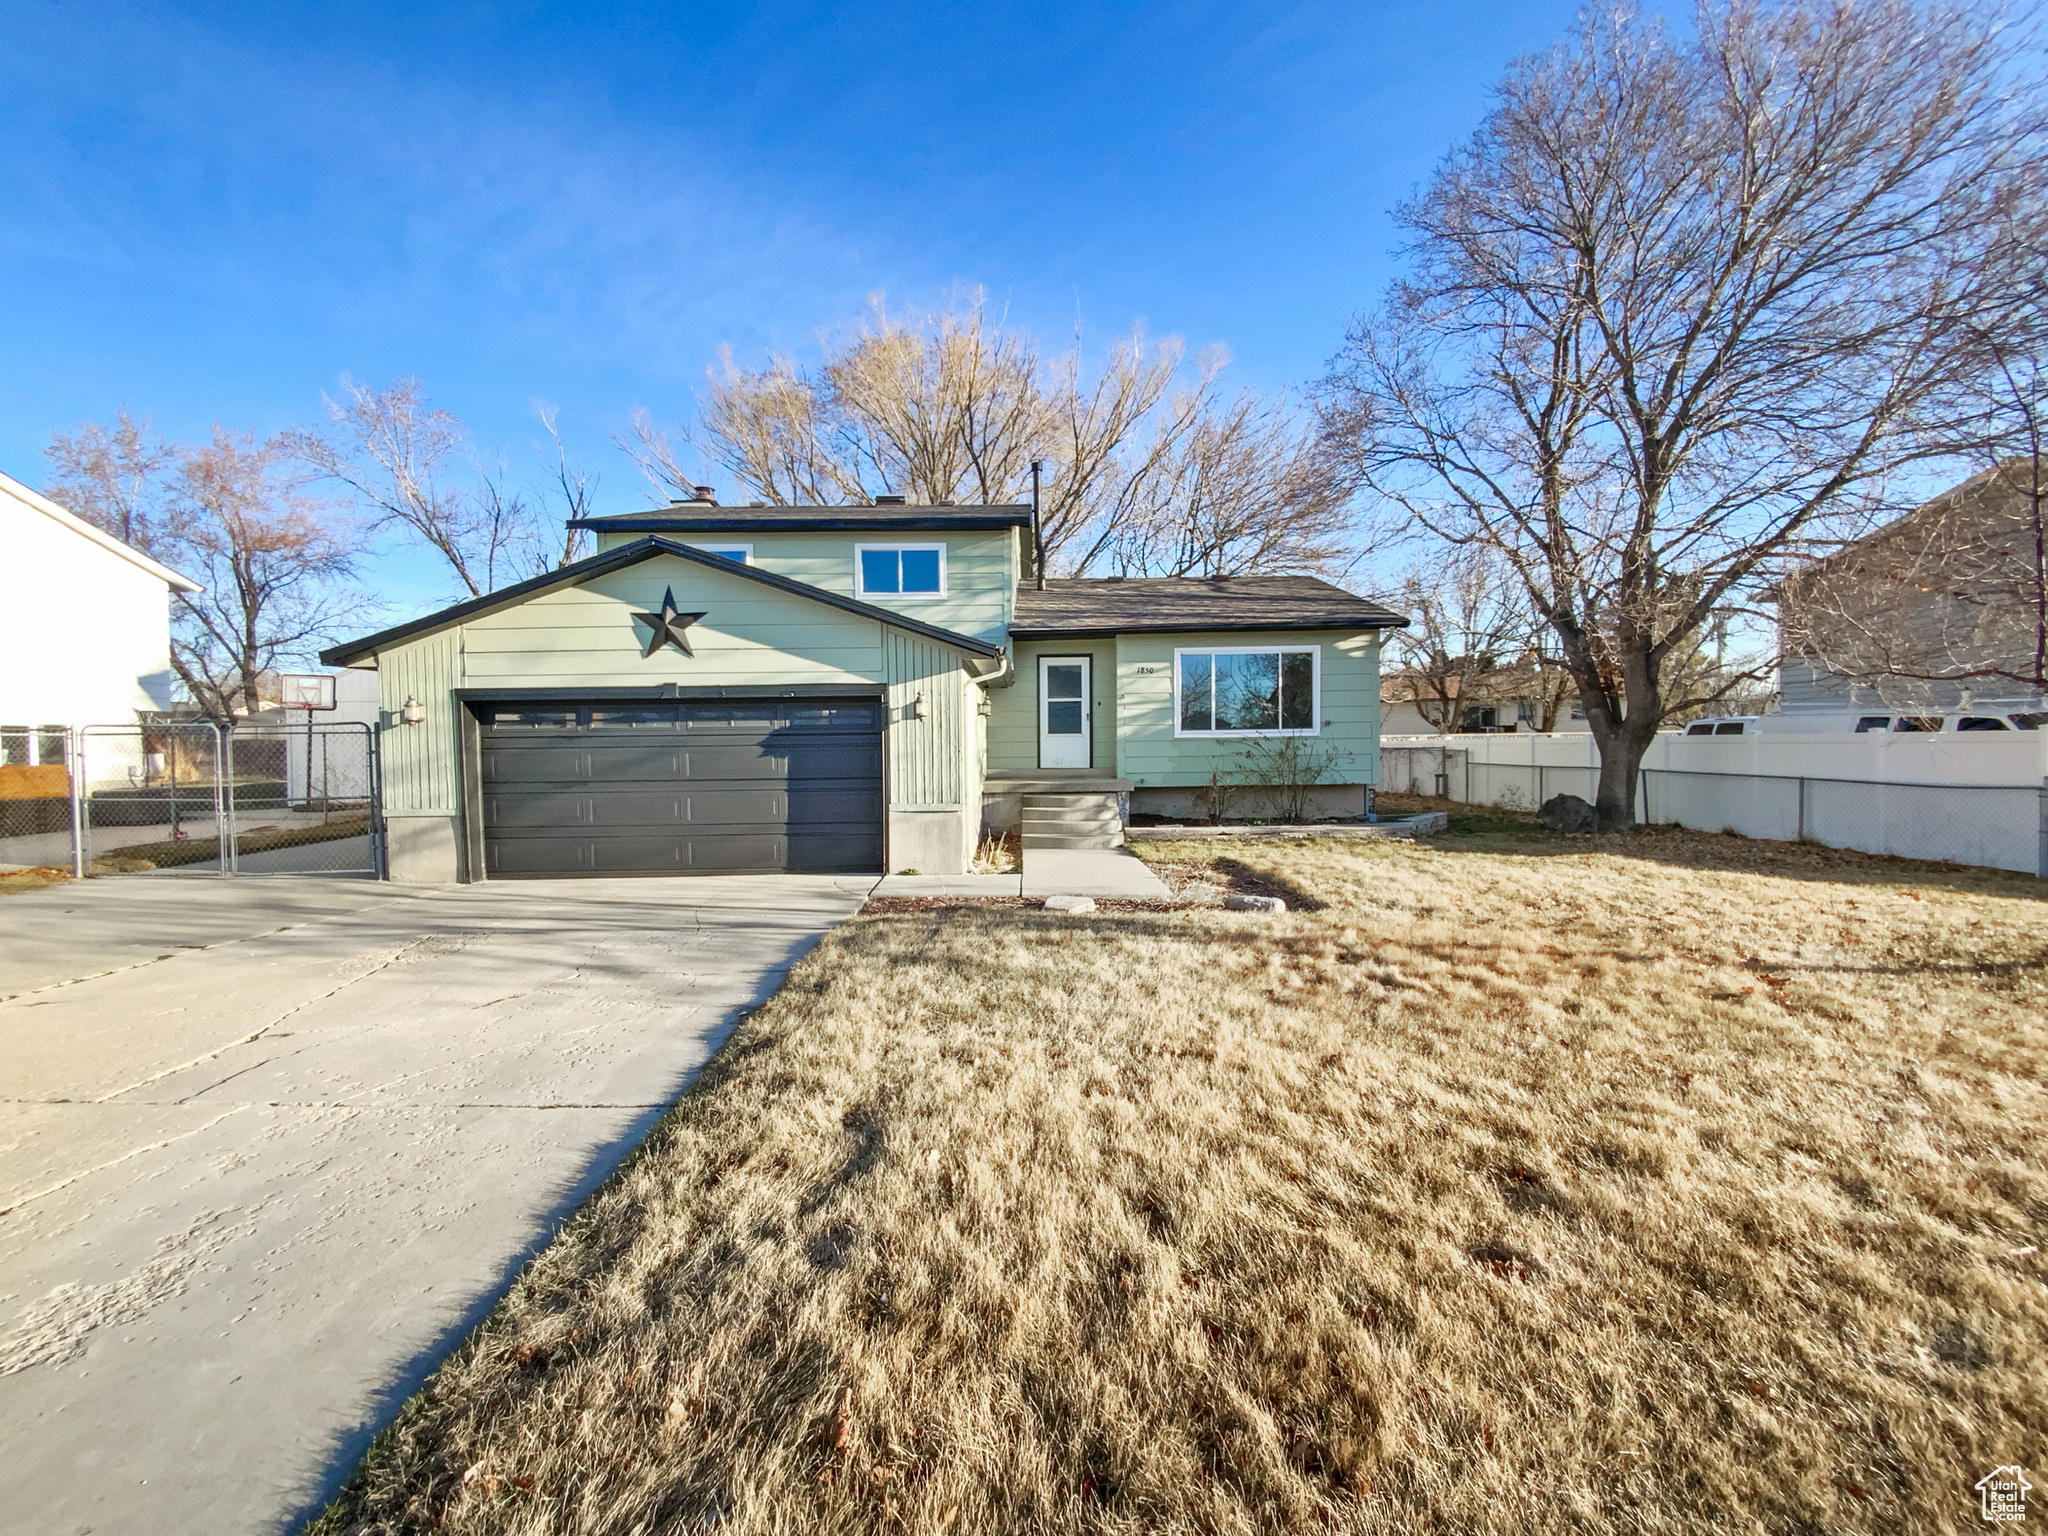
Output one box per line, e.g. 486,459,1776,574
400,695,427,726
912,691,928,721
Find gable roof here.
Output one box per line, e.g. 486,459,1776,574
1010,576,1408,639
573,502,1034,535
319,536,1003,667
2,468,201,593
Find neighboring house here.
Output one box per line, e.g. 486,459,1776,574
320,494,1407,880
0,468,199,763
1380,668,1586,735
1777,461,2048,717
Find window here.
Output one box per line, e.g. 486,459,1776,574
1894,716,1943,732
1686,722,1716,736
1713,721,1745,735
855,544,945,597
1175,647,1318,736
1854,716,1892,733
1955,715,2010,731
687,544,751,564
2010,713,2047,731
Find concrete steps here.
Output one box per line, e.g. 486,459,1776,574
1020,792,1123,850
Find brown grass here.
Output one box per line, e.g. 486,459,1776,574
0,866,70,896
314,828,2048,1535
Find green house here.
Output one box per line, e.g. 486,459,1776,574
321,495,1407,880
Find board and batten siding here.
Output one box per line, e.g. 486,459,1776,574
591,529,1017,644
985,638,1119,773
1113,629,1384,787
377,629,462,814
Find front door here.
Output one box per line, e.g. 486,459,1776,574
1038,655,1091,768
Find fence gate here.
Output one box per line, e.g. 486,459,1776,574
58,721,382,878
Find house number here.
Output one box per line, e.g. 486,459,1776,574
1136,666,1160,674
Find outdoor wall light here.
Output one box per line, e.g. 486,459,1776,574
400,695,427,726
912,691,928,721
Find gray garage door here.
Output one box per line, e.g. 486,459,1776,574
479,698,884,877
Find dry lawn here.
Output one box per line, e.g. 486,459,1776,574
316,824,2048,1535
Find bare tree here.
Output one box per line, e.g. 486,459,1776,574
44,421,365,726
1104,392,1354,576
290,378,596,595
633,294,1341,576
536,404,594,571
1388,546,1551,731
43,409,180,553
1322,0,2044,827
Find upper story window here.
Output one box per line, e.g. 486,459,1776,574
856,543,946,598
687,544,752,564
1176,646,1319,736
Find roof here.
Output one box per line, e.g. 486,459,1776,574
319,536,1004,667
1,468,202,593
1009,576,1408,639
572,502,1035,534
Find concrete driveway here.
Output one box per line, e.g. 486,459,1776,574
0,872,874,1535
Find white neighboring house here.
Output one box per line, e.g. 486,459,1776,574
1,469,199,746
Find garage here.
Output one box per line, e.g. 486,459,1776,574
477,696,884,877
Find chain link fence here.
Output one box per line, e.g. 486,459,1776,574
0,721,381,878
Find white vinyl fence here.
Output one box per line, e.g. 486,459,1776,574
1381,730,2048,876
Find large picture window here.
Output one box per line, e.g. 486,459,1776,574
1175,647,1318,736
855,544,945,597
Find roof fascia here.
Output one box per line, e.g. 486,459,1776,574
1009,616,1409,640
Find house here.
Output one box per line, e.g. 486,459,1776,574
1379,667,1584,735
0,468,199,765
319,493,1407,880
1776,461,2048,717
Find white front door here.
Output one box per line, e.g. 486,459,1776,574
1038,655,1092,769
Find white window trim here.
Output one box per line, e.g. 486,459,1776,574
854,542,947,599
686,543,753,564
1172,645,1322,738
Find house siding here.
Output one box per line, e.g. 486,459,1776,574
1113,629,1383,788
377,629,463,815
364,552,982,878
591,528,1017,645
3,478,184,727
986,637,1119,773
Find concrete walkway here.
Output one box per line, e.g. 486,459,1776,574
0,873,872,1535
1021,845,1172,899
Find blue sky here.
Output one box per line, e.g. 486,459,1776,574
1,0,1591,611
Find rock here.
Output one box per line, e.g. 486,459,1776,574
1537,794,1599,833
1225,893,1286,913
1044,895,1097,913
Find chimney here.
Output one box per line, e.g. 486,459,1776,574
692,485,718,504
875,494,907,505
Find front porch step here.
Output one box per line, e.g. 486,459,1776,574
1018,789,1124,849
1021,831,1124,850
1021,806,1121,828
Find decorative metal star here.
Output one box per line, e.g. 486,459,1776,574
633,587,707,657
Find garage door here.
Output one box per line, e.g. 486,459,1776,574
478,698,884,876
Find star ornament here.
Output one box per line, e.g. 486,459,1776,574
634,587,708,657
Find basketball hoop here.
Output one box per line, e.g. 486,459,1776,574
276,673,337,711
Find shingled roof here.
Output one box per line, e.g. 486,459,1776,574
1010,576,1408,638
